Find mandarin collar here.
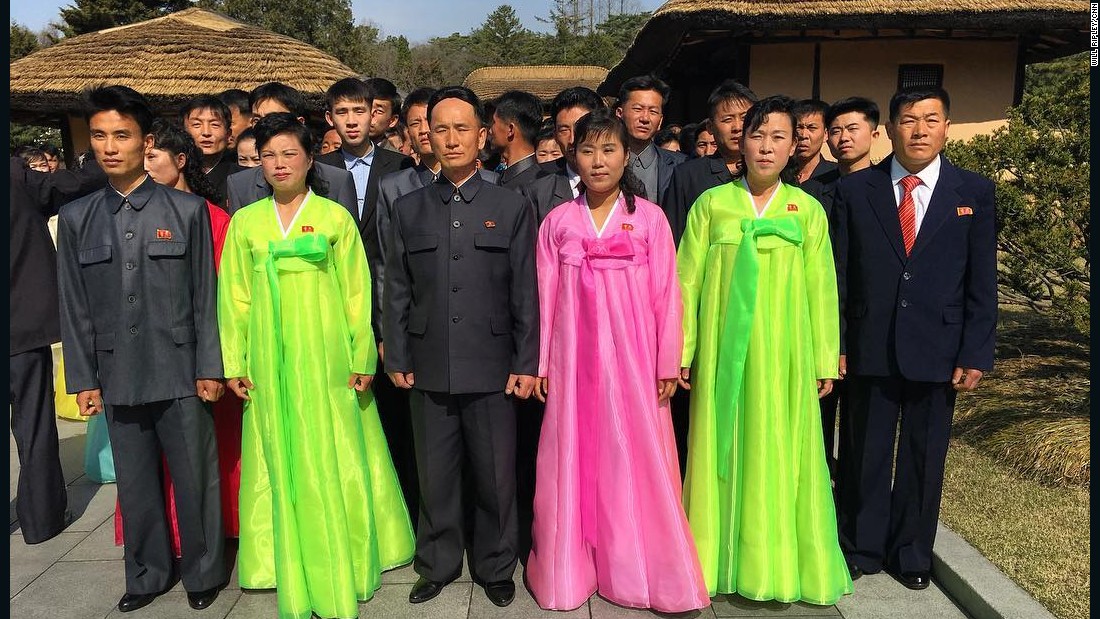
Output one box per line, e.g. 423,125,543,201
434,168,484,204
107,175,156,213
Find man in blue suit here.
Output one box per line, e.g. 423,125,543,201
832,86,997,591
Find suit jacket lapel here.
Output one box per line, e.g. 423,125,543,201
909,157,961,259
552,173,573,205
656,152,672,199
866,157,908,262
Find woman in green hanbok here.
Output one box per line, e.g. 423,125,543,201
219,113,414,619
677,96,852,605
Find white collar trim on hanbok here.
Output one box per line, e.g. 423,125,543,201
580,192,622,239
274,190,314,239
741,178,781,219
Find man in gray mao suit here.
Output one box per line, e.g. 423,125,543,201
56,86,225,614
384,86,538,609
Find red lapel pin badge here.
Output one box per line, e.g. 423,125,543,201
301,225,314,232
621,223,634,231
156,228,172,240
956,206,973,216
484,220,496,229
786,203,799,212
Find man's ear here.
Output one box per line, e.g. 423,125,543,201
296,116,306,125
143,134,155,152
477,126,487,151
615,107,624,119
387,114,399,131
325,111,335,128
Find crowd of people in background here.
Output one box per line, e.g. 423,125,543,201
9,71,996,619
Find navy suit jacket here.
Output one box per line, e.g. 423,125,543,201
833,155,997,382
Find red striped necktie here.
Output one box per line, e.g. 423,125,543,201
899,174,921,255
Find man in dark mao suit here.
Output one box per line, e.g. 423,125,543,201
56,86,226,613
832,86,997,591
384,86,538,609
10,156,105,544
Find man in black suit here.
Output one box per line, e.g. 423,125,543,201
384,86,538,609
794,99,839,184
807,96,882,476
224,82,357,215
56,86,225,613
662,79,757,245
10,156,104,545
365,77,403,148
179,95,241,208
317,78,414,317
519,86,605,223
833,86,997,590
615,75,686,206
489,90,546,191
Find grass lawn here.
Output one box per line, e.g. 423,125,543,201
939,307,1089,619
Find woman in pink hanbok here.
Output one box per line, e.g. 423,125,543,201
526,109,709,613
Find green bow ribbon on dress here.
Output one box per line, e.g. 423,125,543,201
264,233,331,503
714,217,803,480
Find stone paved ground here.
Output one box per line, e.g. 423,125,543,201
10,415,970,619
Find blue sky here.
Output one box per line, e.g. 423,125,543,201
11,0,665,42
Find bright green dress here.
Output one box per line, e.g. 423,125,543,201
678,180,852,604
219,193,415,619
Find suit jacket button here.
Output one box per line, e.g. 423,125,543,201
900,299,910,308
125,262,135,270
452,254,461,260
124,231,134,239
129,326,138,334
451,316,461,323
452,286,459,292
127,295,136,303
453,195,461,202
902,271,912,280
452,220,461,228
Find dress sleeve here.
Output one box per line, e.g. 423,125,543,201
648,205,684,380
677,190,712,369
535,213,560,377
333,208,377,375
217,215,253,378
802,197,840,380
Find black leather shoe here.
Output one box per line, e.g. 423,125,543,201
409,577,449,604
484,580,515,607
893,571,931,590
847,561,863,581
187,586,220,610
117,592,158,613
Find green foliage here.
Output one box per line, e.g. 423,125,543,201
10,21,40,61
55,0,191,36
10,123,63,153
945,52,1090,334
200,0,360,63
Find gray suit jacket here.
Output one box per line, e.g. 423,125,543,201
383,172,538,394
224,161,357,216
519,168,574,224
56,177,222,406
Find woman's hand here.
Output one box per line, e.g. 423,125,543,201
534,377,548,403
658,378,678,403
348,373,373,392
817,379,834,399
227,377,254,400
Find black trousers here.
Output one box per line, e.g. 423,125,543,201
373,372,419,530
409,389,517,584
837,376,956,575
819,380,847,479
515,397,543,560
9,346,67,544
108,397,225,594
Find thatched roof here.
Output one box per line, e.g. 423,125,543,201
10,8,358,118
601,0,1090,94
464,65,610,102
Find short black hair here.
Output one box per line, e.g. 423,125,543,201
365,77,401,113
549,86,605,123
427,86,486,125
249,82,306,118
537,118,555,144
149,118,223,205
889,86,951,123
707,79,758,120
325,77,372,111
236,128,256,143
39,144,62,157
83,85,154,134
734,95,799,185
825,96,880,128
401,87,436,122
492,90,543,146
218,88,251,116
792,99,829,121
616,75,671,108
653,127,678,149
178,95,232,127
14,146,46,164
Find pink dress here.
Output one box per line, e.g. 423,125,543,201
526,195,709,612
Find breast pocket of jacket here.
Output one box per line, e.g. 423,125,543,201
475,232,511,280
147,241,188,305
78,245,114,305
405,233,439,268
